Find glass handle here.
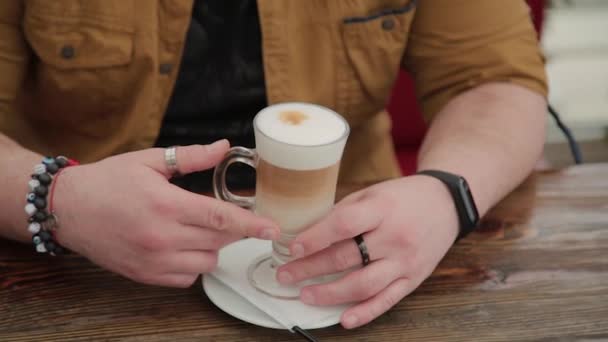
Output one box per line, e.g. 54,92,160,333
212,146,257,209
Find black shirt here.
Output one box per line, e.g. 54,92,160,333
155,0,265,192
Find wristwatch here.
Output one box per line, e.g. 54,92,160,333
417,170,479,240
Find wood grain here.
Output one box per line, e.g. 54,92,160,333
1,164,608,341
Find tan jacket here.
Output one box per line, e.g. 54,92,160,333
0,0,547,184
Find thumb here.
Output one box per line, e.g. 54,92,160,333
138,140,230,177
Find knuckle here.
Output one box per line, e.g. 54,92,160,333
136,231,169,252
148,196,177,218
393,231,412,248
206,204,230,231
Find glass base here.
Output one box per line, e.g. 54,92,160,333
248,253,302,300
248,253,337,300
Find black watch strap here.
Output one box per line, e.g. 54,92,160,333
417,170,480,240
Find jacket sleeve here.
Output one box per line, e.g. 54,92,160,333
0,1,29,119
403,0,548,122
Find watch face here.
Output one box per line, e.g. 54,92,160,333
458,178,479,224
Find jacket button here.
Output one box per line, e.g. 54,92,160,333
381,18,395,31
60,45,75,59
159,63,174,75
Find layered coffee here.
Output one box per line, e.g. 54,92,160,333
256,160,340,235
253,103,348,262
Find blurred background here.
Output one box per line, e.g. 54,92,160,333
543,0,608,166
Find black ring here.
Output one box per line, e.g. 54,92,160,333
354,234,370,266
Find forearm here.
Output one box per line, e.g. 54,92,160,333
417,83,547,216
0,133,42,242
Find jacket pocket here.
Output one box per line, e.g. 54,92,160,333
22,0,136,137
24,0,134,69
338,1,416,122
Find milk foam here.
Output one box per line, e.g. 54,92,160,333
255,103,347,146
254,103,349,170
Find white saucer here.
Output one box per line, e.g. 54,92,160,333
203,275,282,329
202,239,344,330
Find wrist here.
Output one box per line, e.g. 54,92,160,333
411,175,460,242
49,165,78,251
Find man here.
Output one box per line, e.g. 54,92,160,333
0,0,547,329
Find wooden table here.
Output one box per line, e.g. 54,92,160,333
1,164,607,341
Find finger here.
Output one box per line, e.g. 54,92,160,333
299,260,400,306
337,189,367,206
290,199,383,258
176,190,280,240
137,140,230,178
277,232,382,285
154,273,199,288
171,225,242,251
341,277,412,329
160,250,219,274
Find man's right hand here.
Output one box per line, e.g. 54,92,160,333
52,140,278,287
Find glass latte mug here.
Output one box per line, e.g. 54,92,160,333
213,102,349,299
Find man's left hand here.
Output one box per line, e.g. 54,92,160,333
277,175,460,329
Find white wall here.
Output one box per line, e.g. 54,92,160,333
542,3,608,143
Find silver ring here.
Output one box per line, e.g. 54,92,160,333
164,146,180,176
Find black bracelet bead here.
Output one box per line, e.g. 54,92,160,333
55,156,69,168
34,197,47,210
32,211,47,222
34,185,48,197
45,241,56,252
46,163,59,175
53,246,64,255
37,173,52,186
39,230,52,242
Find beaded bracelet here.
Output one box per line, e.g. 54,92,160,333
25,156,79,255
